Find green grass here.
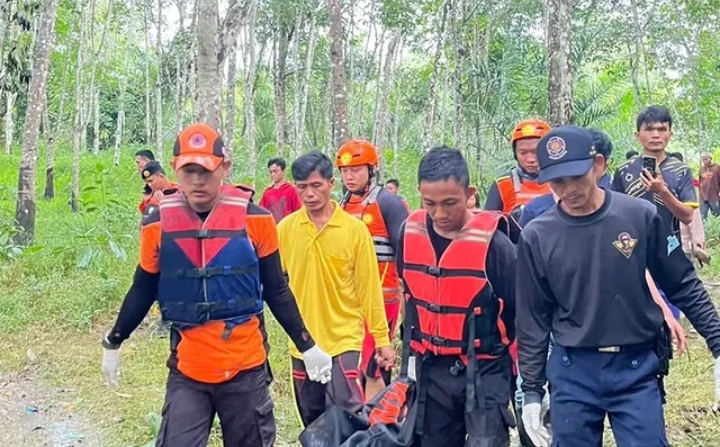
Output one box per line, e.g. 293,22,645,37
1,149,720,446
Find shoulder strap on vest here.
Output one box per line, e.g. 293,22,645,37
407,209,427,225
160,189,250,240
511,168,522,193
363,185,382,206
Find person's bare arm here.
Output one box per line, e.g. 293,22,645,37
645,270,687,355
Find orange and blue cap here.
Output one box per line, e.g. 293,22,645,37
172,123,226,172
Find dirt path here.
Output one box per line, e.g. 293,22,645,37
0,372,101,447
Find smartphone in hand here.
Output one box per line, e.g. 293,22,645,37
642,156,658,177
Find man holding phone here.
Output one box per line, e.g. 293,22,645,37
612,106,697,242
612,106,698,320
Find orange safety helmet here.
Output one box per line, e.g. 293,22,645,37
510,119,551,146
335,139,379,168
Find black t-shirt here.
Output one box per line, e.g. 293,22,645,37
612,156,697,241
516,190,720,399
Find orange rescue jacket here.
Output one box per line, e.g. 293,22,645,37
495,168,550,214
341,185,402,303
402,210,511,362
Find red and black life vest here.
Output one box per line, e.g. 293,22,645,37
157,186,263,331
402,210,511,362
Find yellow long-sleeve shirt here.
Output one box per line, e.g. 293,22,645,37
278,202,390,359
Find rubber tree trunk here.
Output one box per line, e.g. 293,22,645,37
15,0,60,245
328,0,349,149
546,0,574,126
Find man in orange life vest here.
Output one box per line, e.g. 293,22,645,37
136,149,157,213
336,139,410,400
100,123,332,447
398,145,518,447
139,161,177,210
485,119,552,221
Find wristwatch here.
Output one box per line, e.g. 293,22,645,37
102,336,121,350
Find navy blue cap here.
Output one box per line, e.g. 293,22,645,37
537,125,597,183
140,161,165,180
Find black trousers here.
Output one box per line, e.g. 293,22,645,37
291,351,364,427
415,355,515,447
155,365,275,447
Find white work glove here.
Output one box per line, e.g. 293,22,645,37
522,402,551,447
101,342,121,387
302,345,333,384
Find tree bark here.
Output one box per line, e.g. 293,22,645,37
172,0,185,134
15,0,60,245
225,37,238,148
155,0,164,162
217,0,250,66
452,0,464,150
114,38,131,166
546,0,574,126
144,3,152,142
5,92,15,154
44,50,70,198
224,35,238,180
629,0,651,104
274,21,291,153
373,32,401,181
71,2,88,213
93,87,100,151
188,0,198,119
328,0,349,149
422,0,449,151
42,93,54,197
243,1,258,186
196,0,221,129
84,0,97,153
295,5,319,155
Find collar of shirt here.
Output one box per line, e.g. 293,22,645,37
297,201,345,229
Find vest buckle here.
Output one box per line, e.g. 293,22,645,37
427,303,441,313
430,336,447,347
449,360,465,376
197,229,209,239
426,266,443,276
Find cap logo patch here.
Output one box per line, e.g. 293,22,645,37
612,232,637,259
521,124,536,136
340,153,352,166
546,136,567,160
189,133,207,149
142,170,150,178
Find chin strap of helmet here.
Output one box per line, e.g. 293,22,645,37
340,166,375,206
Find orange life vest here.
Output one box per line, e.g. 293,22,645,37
496,168,550,214
341,185,402,303
402,210,511,362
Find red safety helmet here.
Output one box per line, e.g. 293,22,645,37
510,119,552,147
335,139,379,168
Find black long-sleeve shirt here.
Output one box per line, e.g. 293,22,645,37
517,190,720,403
107,204,314,354
396,214,518,341
376,188,410,253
